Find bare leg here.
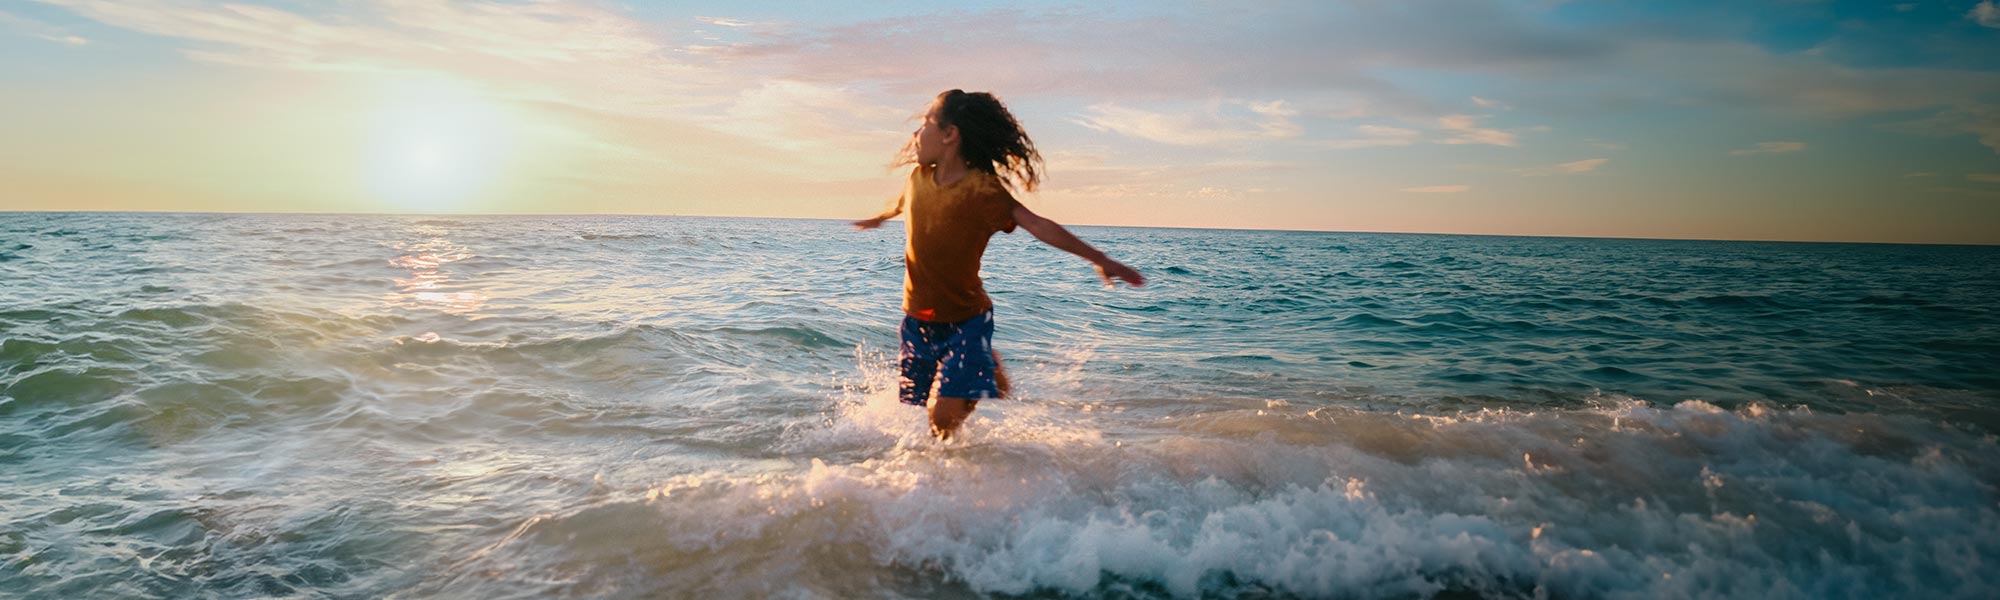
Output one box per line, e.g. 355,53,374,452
993,349,1011,399
928,397,976,440
931,349,1005,440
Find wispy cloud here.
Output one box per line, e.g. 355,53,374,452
1039,159,1288,201
44,0,2000,161
713,80,906,157
1971,1,2000,28
1073,101,1302,146
1437,115,1520,147
709,4,1601,107
0,9,88,45
1904,172,1936,178
1730,141,1806,155
1520,158,1608,176
1882,106,2000,156
1556,158,1608,173
34,0,705,105
20,0,2000,240
30,0,913,181
695,16,760,29
1969,173,2000,183
1524,31,2000,155
1314,125,1422,150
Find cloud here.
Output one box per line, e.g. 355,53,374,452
1314,124,1423,150
1520,157,1608,176
1730,141,1807,155
1904,172,1936,177
0,9,88,45
1073,100,1302,146
695,16,758,29
1490,29,2000,155
711,80,906,164
699,0,2000,163
1401,185,1470,193
1971,1,2000,28
711,3,1613,104
32,0,747,115
1969,173,2000,183
1247,100,1298,119
34,0,2000,217
1882,105,2000,155
688,15,788,40
1302,116,1533,150
1437,114,1520,146
698,0,2000,159
29,0,921,179
1558,157,1608,172
46,0,2000,163
41,1,399,67
1037,159,1288,201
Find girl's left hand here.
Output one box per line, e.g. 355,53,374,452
1096,261,1145,287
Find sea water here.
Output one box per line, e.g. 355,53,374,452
2,212,1996,598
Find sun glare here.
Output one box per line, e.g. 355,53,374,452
363,76,516,212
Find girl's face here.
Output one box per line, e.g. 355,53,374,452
913,102,955,166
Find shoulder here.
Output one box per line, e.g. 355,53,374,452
967,170,1017,204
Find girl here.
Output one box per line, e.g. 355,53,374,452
852,89,1144,440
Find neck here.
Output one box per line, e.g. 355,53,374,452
933,154,969,186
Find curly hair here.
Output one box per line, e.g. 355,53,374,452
895,89,1044,193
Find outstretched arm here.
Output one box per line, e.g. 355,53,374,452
1011,204,1144,287
852,194,904,230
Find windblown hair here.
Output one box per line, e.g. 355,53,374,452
896,89,1043,193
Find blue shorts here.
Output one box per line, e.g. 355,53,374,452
899,310,1000,407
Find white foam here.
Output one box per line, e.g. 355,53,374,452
434,348,2000,597
457,390,1981,598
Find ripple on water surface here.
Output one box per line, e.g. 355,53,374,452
1,213,1997,597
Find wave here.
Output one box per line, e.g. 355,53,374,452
1336,313,1401,328
433,392,2000,598
704,325,848,350
1641,294,1795,310
1853,294,1929,306
5,214,1999,598
1196,353,1280,364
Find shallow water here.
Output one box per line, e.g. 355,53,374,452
2,212,1997,598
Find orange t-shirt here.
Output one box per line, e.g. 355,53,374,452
902,164,1018,322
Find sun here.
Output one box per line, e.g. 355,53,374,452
362,76,516,212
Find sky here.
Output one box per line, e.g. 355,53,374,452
2,0,1998,244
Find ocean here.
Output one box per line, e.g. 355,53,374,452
2,212,1996,598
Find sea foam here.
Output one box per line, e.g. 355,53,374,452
439,373,2000,598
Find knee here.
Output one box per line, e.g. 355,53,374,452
928,399,972,438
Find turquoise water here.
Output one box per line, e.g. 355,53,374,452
2,212,1997,598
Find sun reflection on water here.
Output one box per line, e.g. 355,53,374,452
387,224,488,315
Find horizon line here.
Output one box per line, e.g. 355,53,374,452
1,209,1994,248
